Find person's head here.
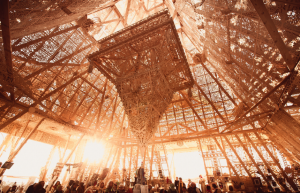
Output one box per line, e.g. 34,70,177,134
212,184,217,189
69,180,74,186
229,186,233,191
176,177,178,180
100,182,105,188
113,184,117,190
55,181,61,186
119,185,125,191
191,183,196,188
12,185,17,190
206,185,211,191
179,177,182,182
108,181,113,188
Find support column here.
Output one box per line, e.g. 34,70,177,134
149,145,154,181
223,136,252,178
244,133,288,191
162,144,171,180
40,140,60,181
235,134,272,188
254,132,298,191
128,146,133,181
213,137,240,178
198,139,208,182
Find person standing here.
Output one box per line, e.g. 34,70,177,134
76,183,85,193
178,178,185,193
187,183,201,193
174,178,179,191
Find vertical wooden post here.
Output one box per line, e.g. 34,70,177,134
162,144,171,180
213,137,240,178
122,146,127,182
60,135,71,162
0,118,45,176
223,136,252,178
63,134,85,166
136,146,140,169
149,145,155,181
235,134,272,187
198,139,208,182
41,140,60,181
244,133,289,191
254,132,298,191
128,146,133,181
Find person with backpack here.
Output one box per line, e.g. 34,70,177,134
167,184,177,193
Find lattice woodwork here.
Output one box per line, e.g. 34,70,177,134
88,9,194,149
0,0,300,190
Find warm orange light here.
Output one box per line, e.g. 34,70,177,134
83,141,105,163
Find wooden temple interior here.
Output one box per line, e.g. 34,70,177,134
0,0,300,192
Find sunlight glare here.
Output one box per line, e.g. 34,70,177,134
83,141,105,163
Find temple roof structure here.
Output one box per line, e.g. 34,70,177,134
1,0,300,190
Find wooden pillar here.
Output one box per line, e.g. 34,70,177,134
0,118,45,176
128,146,133,181
223,136,252,178
244,133,289,191
213,137,240,178
136,146,139,168
198,139,208,182
104,145,115,168
0,132,13,157
60,135,71,162
40,140,60,181
63,134,85,166
122,146,127,182
235,134,272,188
149,145,155,180
162,144,171,180
254,132,298,191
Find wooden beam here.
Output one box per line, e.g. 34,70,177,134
235,134,272,188
221,74,290,133
194,82,227,123
249,0,296,70
149,145,155,180
253,132,298,191
1,0,14,100
62,134,85,166
198,139,209,182
223,136,253,178
243,133,285,191
128,146,133,180
213,137,240,178
180,91,208,130
198,62,237,106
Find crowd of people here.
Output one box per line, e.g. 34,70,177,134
0,177,284,193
